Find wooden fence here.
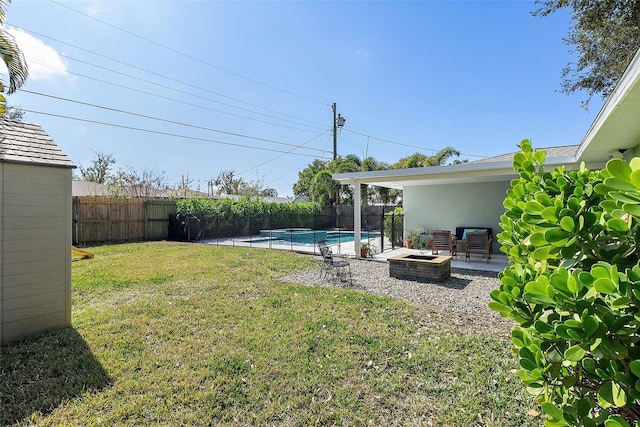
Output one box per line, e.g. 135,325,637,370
72,197,177,245
72,197,396,246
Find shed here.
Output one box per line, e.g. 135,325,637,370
0,120,75,345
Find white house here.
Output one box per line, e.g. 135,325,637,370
333,48,640,258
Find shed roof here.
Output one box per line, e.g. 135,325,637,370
0,120,75,168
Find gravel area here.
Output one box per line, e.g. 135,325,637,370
279,258,512,333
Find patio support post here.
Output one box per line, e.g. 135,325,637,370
352,179,362,259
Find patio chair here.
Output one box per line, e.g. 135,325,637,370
430,230,456,256
315,240,352,286
465,231,491,263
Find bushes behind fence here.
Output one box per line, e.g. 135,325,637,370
176,198,326,238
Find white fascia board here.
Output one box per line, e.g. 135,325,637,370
333,155,578,187
575,48,640,160
333,160,514,183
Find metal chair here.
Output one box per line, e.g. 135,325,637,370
316,240,352,286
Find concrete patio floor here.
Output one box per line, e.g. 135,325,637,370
203,236,508,273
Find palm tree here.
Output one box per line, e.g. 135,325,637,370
392,146,460,169
0,0,28,117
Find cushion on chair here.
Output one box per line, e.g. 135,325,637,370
461,228,477,240
456,227,492,241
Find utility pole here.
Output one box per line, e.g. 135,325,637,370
332,102,345,160
332,102,337,160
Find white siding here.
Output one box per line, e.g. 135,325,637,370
403,181,511,251
1,163,72,344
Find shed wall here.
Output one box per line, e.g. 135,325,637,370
1,162,72,344
403,181,511,251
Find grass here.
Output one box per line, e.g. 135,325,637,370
1,241,540,426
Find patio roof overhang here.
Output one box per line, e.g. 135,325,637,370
333,155,580,189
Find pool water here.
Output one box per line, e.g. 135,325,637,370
257,228,380,245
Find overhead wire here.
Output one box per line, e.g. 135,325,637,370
14,18,467,163
14,26,328,128
22,109,326,158
25,62,326,134
61,54,327,130
263,133,335,188
343,128,488,159
49,0,328,107
16,3,484,192
19,89,329,154
22,58,327,134
238,130,331,176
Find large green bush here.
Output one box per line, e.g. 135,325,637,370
176,198,323,237
490,140,640,426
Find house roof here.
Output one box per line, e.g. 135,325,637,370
72,180,294,202
72,180,210,198
333,146,578,189
472,145,579,164
0,120,75,168
72,180,115,196
334,46,640,189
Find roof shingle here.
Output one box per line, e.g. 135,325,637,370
0,120,75,168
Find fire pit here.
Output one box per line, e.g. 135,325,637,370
387,253,451,282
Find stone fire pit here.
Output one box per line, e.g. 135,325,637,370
387,253,451,282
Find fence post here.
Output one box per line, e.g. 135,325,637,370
391,212,397,249
380,212,385,252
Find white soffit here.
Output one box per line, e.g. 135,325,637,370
577,48,640,163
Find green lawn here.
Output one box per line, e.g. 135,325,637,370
1,242,540,426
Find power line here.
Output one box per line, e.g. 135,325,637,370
49,0,328,107
13,27,329,129
19,89,329,154
62,54,327,129
24,59,327,134
342,128,488,159
23,109,325,158
238,130,331,176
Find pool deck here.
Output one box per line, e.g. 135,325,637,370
202,236,508,273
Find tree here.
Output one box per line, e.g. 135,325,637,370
174,173,194,198
392,146,460,169
310,170,340,207
0,0,28,117
293,159,329,200
213,170,248,195
107,166,168,198
78,151,116,184
212,170,277,199
533,0,640,108
4,104,23,121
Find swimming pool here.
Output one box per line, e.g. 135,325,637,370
256,228,380,245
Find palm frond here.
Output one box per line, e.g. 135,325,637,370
0,29,28,93
0,0,8,26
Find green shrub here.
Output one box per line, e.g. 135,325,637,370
176,198,322,237
489,140,640,426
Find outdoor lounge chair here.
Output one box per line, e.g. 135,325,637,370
315,240,352,286
430,230,456,256
465,231,491,263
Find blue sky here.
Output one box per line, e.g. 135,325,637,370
2,1,603,197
